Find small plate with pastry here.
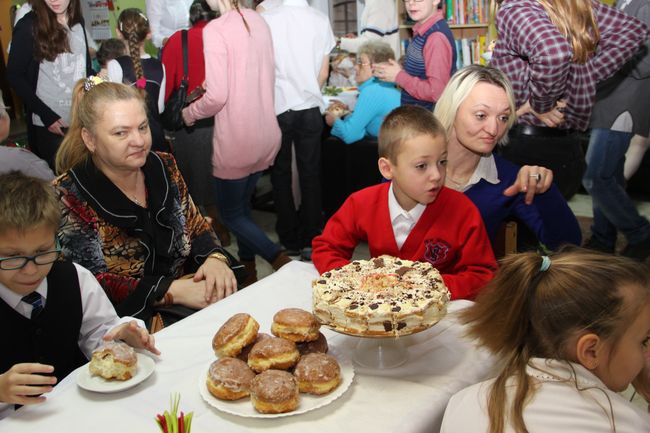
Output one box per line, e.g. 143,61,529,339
76,341,155,393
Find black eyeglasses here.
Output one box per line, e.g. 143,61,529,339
0,249,62,270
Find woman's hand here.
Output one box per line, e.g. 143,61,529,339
168,278,214,309
373,59,402,83
503,165,554,205
181,107,195,127
47,119,67,136
193,257,237,303
104,320,161,355
530,100,567,128
0,363,56,405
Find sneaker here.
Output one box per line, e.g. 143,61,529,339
583,237,615,255
301,247,312,262
621,236,650,261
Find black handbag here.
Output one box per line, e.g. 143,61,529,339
161,30,189,131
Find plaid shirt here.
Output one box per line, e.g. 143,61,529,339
491,0,648,131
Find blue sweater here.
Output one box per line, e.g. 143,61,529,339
331,77,400,144
464,154,582,250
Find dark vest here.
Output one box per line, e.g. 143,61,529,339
0,261,87,382
401,20,457,110
115,56,168,152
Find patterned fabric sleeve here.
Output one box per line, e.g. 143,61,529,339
156,152,228,272
589,0,649,83
494,3,573,115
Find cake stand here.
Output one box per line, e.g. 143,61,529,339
328,326,429,369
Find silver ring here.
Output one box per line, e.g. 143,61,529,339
529,173,541,182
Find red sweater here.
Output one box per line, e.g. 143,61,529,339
312,183,497,300
161,20,209,102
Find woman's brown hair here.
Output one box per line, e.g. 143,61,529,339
56,80,146,174
117,8,150,81
31,0,83,62
461,247,650,433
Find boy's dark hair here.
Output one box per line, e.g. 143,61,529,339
378,105,446,163
0,171,60,235
96,38,126,68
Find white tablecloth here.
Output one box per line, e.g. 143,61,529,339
0,262,496,433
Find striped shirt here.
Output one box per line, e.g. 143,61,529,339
491,0,648,131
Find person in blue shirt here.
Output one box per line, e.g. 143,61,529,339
325,41,400,144
434,65,581,252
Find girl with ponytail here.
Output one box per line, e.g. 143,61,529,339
108,8,168,152
441,247,650,432
181,0,290,284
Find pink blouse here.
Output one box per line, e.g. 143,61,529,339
185,9,281,179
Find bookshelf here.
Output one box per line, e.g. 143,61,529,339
397,0,497,66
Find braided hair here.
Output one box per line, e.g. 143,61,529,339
117,8,150,82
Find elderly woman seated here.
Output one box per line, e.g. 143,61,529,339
54,79,238,332
325,41,400,144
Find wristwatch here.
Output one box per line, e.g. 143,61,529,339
208,252,230,265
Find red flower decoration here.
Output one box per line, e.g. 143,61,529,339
135,78,147,89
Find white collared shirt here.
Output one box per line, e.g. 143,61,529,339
0,263,142,419
146,0,195,48
451,153,500,192
262,0,336,114
387,183,426,249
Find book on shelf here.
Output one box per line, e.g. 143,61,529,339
454,36,488,68
444,0,488,25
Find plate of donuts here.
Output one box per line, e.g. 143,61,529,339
77,353,155,393
198,310,355,418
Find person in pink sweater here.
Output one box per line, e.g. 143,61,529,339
182,0,290,284
312,106,496,300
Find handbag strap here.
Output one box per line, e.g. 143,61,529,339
181,30,189,81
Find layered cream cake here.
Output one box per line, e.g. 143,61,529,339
312,255,450,337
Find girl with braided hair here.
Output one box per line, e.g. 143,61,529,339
107,8,168,152
441,247,650,432
182,0,291,285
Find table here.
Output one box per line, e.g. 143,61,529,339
0,262,496,433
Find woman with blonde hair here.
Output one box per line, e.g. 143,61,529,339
54,79,237,332
440,247,650,432
434,65,581,253
491,0,647,199
182,0,290,285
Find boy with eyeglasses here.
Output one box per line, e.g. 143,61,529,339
372,0,457,110
0,171,159,417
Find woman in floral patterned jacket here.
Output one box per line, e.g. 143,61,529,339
54,79,238,331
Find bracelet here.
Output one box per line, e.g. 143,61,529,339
163,291,174,306
208,252,230,266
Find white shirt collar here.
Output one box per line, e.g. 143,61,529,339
0,278,48,316
388,182,426,224
455,153,500,192
526,358,605,389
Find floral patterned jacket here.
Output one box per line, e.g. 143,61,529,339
54,152,228,322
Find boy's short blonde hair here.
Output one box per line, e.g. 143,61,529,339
0,171,60,235
378,105,446,163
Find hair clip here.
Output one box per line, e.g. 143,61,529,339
135,77,147,89
84,75,104,92
539,256,551,272
138,12,149,22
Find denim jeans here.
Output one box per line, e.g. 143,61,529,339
213,172,281,262
582,128,650,248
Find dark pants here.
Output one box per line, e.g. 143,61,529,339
32,125,64,171
271,107,324,250
321,136,381,219
500,126,586,200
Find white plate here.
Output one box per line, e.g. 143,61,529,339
199,348,354,418
77,353,155,393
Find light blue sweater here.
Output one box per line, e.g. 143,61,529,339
331,77,401,144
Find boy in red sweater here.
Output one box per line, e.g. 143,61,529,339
312,105,496,300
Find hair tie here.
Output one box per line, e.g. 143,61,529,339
238,8,244,18
84,75,104,92
539,256,551,272
135,77,147,89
